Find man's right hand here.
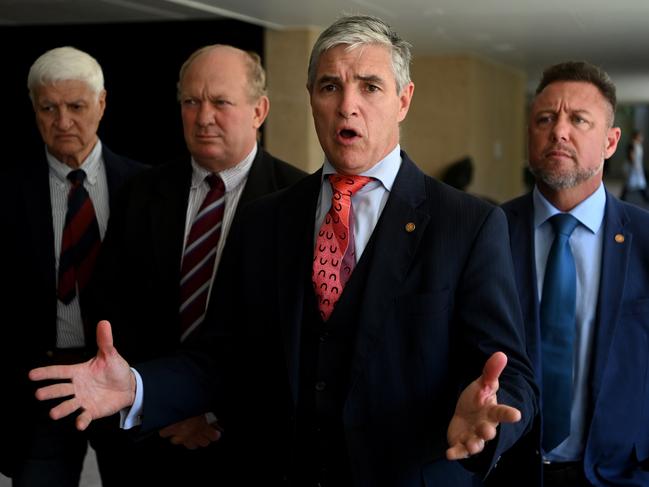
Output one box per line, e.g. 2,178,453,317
29,320,135,431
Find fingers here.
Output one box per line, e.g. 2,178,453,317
96,320,114,352
48,396,82,420
487,404,521,424
159,425,174,438
76,410,94,431
29,365,73,382
34,382,75,401
480,351,508,387
446,437,485,460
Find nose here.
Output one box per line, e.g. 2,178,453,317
55,108,73,130
338,88,359,119
196,102,216,127
550,115,570,142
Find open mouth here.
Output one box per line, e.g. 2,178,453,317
339,128,359,139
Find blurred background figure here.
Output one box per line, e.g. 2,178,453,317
620,129,649,208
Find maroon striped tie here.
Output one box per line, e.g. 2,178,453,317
57,169,101,305
179,174,225,340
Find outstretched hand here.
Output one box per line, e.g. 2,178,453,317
29,320,135,431
446,351,521,460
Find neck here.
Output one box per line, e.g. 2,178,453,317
537,178,602,212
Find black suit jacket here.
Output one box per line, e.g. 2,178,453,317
0,145,145,476
90,147,306,361
138,152,538,486
489,191,649,486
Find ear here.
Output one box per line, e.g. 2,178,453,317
397,82,414,123
252,95,270,129
97,89,107,119
604,126,621,159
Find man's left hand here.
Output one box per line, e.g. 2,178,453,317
446,351,521,460
159,414,222,450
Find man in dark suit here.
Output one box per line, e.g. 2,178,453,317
491,61,649,486
0,47,145,486
30,17,537,486
85,44,305,484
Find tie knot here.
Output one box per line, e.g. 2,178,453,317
206,173,225,191
329,174,372,198
67,169,87,185
549,213,578,237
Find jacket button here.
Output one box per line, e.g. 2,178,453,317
46,350,54,358
315,381,326,392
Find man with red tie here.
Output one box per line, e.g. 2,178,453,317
31,16,537,486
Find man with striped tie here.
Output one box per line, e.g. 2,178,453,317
0,47,145,486
84,44,305,485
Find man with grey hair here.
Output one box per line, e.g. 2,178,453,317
0,46,145,486
492,61,649,486
30,18,536,485
79,43,304,485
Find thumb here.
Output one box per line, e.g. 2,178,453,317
480,351,507,387
96,320,114,353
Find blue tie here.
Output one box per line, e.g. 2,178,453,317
540,213,579,452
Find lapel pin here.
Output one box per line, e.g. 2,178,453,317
615,234,625,243
405,222,416,233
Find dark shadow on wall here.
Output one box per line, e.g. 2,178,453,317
0,19,263,166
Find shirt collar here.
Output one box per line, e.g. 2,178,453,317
321,144,402,191
47,139,103,185
533,182,606,234
190,144,258,193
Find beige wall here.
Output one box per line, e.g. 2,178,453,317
403,54,527,202
264,28,322,174
265,31,527,202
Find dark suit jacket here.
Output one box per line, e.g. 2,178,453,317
90,147,306,362
492,190,649,486
137,152,537,486
0,145,145,476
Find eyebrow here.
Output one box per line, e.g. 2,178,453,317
316,74,385,85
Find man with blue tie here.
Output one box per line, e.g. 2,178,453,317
490,61,649,486
29,15,538,485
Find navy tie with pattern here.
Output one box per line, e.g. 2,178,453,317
57,169,101,305
540,213,579,452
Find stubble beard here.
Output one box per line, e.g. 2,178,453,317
529,156,604,191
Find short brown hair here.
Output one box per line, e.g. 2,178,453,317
535,61,616,125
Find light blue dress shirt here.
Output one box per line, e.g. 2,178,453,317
314,144,402,260
533,183,605,461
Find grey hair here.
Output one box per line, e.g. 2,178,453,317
27,46,104,102
177,44,267,102
307,14,412,94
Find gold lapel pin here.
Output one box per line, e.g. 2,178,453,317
615,234,625,243
405,222,416,233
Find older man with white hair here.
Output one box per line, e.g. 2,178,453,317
0,46,145,486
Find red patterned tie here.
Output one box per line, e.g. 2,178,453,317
312,174,372,321
57,169,101,305
179,174,225,340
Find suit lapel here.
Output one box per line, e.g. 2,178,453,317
504,195,543,376
151,163,192,294
238,148,276,207
277,171,322,406
590,193,631,399
24,157,57,296
348,155,430,390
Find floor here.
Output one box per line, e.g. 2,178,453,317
0,448,101,487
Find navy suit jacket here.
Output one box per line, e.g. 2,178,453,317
493,190,649,486
0,145,145,476
137,153,538,486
